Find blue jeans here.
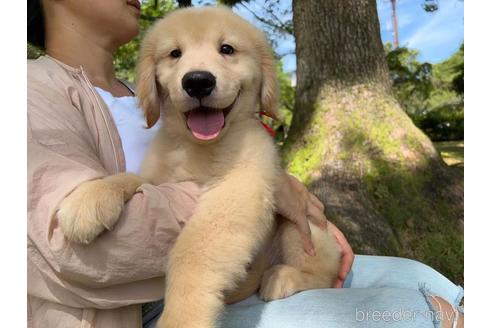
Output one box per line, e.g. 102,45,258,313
142,255,464,328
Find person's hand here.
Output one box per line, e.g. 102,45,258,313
326,220,354,288
274,172,354,287
274,172,329,256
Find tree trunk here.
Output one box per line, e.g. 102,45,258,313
285,0,463,283
391,0,399,48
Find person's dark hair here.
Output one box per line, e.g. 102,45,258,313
28,0,45,49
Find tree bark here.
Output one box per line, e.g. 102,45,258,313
285,0,463,283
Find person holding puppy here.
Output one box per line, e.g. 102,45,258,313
27,0,463,328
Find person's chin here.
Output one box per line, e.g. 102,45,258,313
128,24,140,40
117,20,140,45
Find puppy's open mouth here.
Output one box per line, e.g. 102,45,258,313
184,99,236,141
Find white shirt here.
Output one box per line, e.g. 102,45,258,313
95,87,160,174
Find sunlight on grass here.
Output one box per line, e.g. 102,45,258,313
434,141,464,167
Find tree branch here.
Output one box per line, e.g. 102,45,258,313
239,2,293,35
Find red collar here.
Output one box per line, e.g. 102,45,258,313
258,111,276,137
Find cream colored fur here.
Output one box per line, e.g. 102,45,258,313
58,173,144,244
57,6,340,328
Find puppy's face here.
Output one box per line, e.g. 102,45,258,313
137,6,279,143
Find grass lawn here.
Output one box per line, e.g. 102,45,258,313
434,141,464,167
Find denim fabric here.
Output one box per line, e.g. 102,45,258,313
143,255,463,328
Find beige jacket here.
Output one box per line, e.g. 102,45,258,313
27,56,200,328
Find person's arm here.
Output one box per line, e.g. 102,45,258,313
27,80,200,308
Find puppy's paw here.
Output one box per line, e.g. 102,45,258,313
57,179,125,244
259,265,301,301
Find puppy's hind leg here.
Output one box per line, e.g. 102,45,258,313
224,251,271,304
260,220,341,301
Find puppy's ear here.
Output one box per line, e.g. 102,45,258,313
258,37,280,120
136,43,161,128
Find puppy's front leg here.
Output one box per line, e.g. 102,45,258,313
158,168,277,328
57,173,145,244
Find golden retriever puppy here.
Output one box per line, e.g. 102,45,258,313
137,6,340,327
58,6,340,328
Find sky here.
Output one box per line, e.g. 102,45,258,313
377,0,464,62
229,0,464,74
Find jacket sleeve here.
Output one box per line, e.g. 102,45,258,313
27,71,200,308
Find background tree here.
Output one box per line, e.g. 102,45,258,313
219,0,463,283
286,0,462,283
385,43,464,142
385,44,433,118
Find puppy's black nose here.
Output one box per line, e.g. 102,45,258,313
182,71,216,99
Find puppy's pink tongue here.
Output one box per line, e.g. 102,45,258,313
186,109,224,140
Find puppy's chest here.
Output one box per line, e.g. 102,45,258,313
141,127,279,187
143,145,231,186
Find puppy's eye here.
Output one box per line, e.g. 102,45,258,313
170,49,182,58
220,44,234,55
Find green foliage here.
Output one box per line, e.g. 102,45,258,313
385,43,433,117
270,61,295,144
114,0,175,83
27,43,44,60
386,43,464,141
422,0,439,12
433,43,464,94
422,0,463,13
